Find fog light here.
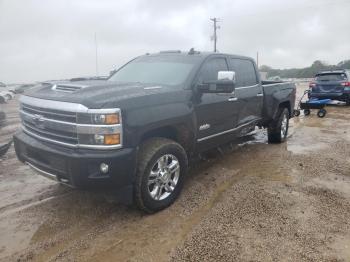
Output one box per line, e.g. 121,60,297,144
100,163,109,174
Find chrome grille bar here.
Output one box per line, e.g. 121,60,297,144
21,105,76,122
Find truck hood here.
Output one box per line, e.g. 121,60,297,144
24,80,188,109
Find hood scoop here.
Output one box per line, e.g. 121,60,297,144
52,84,89,93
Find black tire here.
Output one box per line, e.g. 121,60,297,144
134,137,188,213
304,109,311,116
294,110,300,117
268,108,289,143
317,109,327,118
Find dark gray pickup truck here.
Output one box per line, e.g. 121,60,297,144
14,50,296,212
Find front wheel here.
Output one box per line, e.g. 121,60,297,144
134,138,188,213
268,108,289,143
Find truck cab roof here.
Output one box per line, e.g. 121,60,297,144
144,50,254,63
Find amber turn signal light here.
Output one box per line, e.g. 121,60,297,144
105,114,120,124
104,134,120,145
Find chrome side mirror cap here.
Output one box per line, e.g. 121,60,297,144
218,71,236,83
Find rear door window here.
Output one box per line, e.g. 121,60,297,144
316,73,347,81
197,57,229,83
229,59,258,87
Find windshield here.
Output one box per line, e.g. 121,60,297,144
316,73,347,81
109,55,199,86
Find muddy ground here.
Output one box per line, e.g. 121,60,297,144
0,84,350,262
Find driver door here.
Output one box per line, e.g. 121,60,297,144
193,56,241,142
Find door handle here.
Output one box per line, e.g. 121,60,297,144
228,97,238,102
256,93,264,97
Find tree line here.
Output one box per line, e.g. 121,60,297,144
260,60,350,79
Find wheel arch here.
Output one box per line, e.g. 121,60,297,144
139,124,195,153
278,101,292,117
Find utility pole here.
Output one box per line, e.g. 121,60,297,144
256,51,259,68
94,33,99,77
210,18,220,52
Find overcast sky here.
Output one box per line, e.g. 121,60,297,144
0,0,349,83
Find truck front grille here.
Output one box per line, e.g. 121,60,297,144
19,97,86,147
23,119,78,145
21,103,77,123
19,96,123,149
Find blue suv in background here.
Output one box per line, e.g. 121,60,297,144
309,69,350,104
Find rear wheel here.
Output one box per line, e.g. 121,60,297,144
317,109,327,118
304,109,311,116
268,108,289,143
134,138,188,213
294,109,300,117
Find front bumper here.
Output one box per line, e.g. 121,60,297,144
14,131,137,203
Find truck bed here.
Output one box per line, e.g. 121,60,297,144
261,81,296,124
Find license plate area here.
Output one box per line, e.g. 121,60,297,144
26,147,67,174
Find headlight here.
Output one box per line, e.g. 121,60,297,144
93,134,120,145
77,132,122,148
77,111,120,125
93,113,120,125
76,108,122,149
94,134,105,144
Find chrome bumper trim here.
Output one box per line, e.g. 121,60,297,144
26,161,74,187
26,161,58,181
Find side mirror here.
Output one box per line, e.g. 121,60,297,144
218,71,236,82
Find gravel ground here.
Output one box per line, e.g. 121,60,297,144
1,84,350,262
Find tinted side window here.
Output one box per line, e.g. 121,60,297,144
230,59,258,87
197,57,228,83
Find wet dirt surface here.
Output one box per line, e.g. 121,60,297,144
1,84,350,261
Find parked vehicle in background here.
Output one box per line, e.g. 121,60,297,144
0,105,12,157
12,83,37,94
0,106,5,126
0,82,11,94
0,140,12,157
309,69,350,104
14,50,296,213
0,90,14,103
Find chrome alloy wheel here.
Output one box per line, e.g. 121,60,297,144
148,154,180,201
281,113,288,138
